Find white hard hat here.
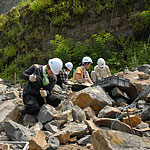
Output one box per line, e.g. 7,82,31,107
48,58,63,75
97,58,106,68
82,56,93,63
65,62,73,71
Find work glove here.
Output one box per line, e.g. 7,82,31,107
29,74,36,82
40,89,47,97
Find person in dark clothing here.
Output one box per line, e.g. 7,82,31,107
20,58,63,115
56,62,73,88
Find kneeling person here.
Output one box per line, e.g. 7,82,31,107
20,58,63,115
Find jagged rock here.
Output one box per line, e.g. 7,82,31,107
70,86,115,114
0,131,9,141
29,130,47,150
146,93,150,102
0,84,7,94
83,107,96,120
138,72,149,80
5,120,35,141
0,95,6,102
137,100,148,110
51,84,66,100
45,136,60,150
124,71,150,100
91,129,113,150
50,120,66,128
44,131,53,141
143,131,150,139
93,118,134,134
69,136,77,143
60,101,75,112
122,114,141,127
91,129,150,150
53,130,70,144
97,106,122,119
0,79,12,87
138,64,150,73
51,85,63,95
44,123,59,133
111,87,130,99
77,135,91,146
30,122,43,131
0,100,19,132
72,105,86,122
140,106,150,121
137,121,149,129
54,110,73,122
37,104,57,124
115,98,128,106
84,120,101,133
0,91,18,102
86,143,94,149
63,122,88,138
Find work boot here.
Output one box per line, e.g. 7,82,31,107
20,106,27,116
23,114,37,127
18,106,27,124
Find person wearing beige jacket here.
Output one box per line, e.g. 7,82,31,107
91,58,111,82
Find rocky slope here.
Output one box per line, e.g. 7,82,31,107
0,67,150,149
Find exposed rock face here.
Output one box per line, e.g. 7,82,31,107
49,0,142,42
0,0,145,49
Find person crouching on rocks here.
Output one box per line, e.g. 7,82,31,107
20,58,63,115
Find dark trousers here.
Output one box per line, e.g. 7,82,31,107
56,76,63,88
23,94,61,115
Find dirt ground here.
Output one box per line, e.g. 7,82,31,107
59,144,94,150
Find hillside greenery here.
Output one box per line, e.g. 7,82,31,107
0,0,150,84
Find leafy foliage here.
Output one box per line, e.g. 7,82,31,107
49,34,74,62
133,10,150,38
0,0,150,84
50,32,150,75
95,0,114,15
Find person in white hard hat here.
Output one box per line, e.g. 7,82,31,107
91,58,111,82
56,62,73,88
72,56,93,84
20,58,63,115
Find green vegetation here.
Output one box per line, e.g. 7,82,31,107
95,0,114,15
133,10,150,33
50,32,150,75
0,0,150,84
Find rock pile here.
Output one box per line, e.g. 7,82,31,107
0,68,150,150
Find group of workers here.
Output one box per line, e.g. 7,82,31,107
21,56,111,116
